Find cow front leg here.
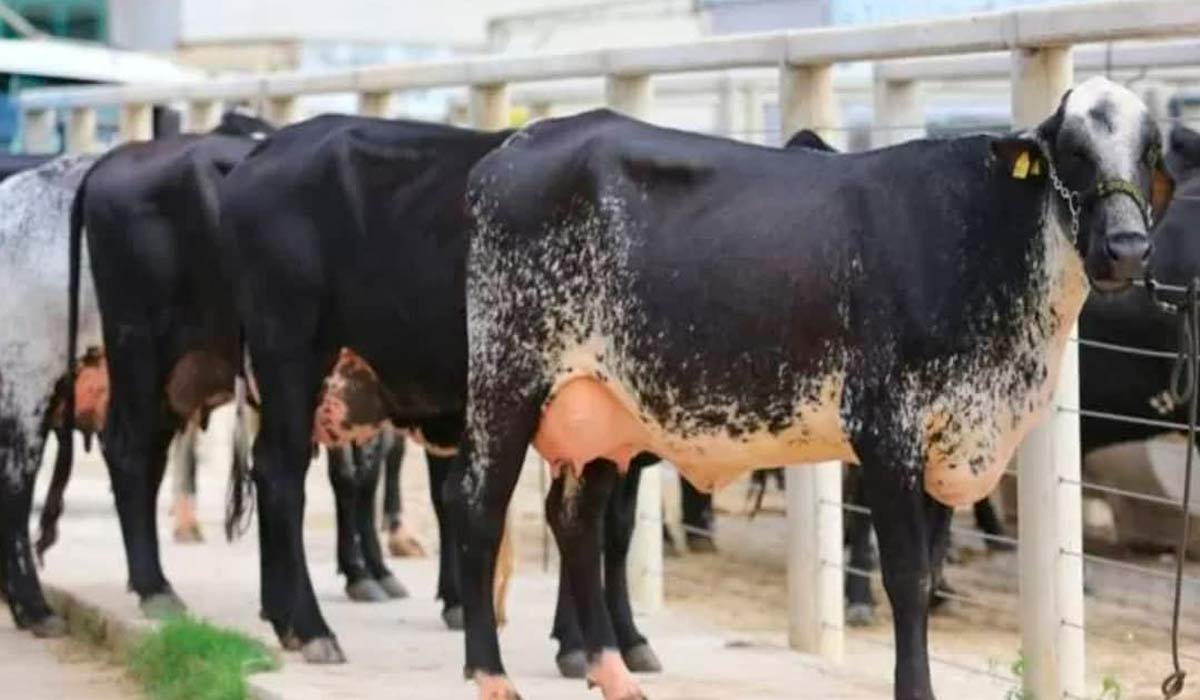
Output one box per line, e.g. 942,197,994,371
169,421,202,543
0,415,64,637
546,462,644,700
604,460,660,673
353,435,406,598
861,457,936,700
253,351,342,663
845,471,878,627
327,444,386,602
427,451,464,629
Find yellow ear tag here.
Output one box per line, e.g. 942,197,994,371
1012,150,1031,179
1030,158,1042,176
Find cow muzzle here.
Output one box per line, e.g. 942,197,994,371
1104,230,1152,281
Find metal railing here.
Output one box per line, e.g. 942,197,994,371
17,2,1200,697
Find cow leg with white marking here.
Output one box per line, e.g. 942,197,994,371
0,403,65,637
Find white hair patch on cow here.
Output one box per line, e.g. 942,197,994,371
1062,77,1149,181
0,155,102,491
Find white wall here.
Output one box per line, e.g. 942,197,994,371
177,0,608,47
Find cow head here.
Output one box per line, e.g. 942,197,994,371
996,77,1173,292
213,110,277,141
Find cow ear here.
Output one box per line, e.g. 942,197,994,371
1151,149,1175,223
992,137,1045,180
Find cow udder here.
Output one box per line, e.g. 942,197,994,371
533,377,648,478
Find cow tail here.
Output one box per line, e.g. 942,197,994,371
36,175,88,560
224,330,256,541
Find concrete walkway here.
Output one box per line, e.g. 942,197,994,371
0,616,140,699
31,412,1015,699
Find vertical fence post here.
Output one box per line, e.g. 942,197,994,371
119,103,153,142
741,83,765,145
779,62,844,661
358,91,392,118
605,72,663,614
1013,45,1086,700
186,100,223,133
872,75,925,148
264,96,299,126
66,107,96,154
469,83,510,131
23,108,57,154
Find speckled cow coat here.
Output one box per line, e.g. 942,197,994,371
467,111,1085,507
0,155,101,631
458,105,1109,699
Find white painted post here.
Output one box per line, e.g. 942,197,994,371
1013,45,1086,700
779,62,844,661
263,95,299,126
469,83,510,131
716,73,737,137
65,107,96,154
741,83,765,145
186,100,222,133
119,103,153,142
605,72,663,613
872,76,925,148
358,91,392,118
23,108,57,154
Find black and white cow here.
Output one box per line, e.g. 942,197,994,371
220,114,663,676
459,76,1172,699
0,153,99,637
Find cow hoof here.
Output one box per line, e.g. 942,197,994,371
622,643,662,673
377,575,409,599
301,637,346,664
387,527,427,558
685,534,717,554
30,614,68,638
556,649,588,678
172,525,204,544
280,632,304,651
475,673,522,700
442,605,465,630
845,603,875,627
345,578,389,603
139,591,187,620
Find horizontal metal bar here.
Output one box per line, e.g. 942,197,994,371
824,498,1020,547
18,0,1200,109
1063,549,1200,587
1063,477,1183,508
1069,337,1179,360
1058,406,1189,433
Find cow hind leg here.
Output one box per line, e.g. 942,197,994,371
551,558,588,678
100,337,184,619
451,393,539,699
253,350,342,663
169,422,202,544
427,451,464,629
0,410,65,637
860,451,937,700
545,462,645,700
604,459,660,673
328,444,386,602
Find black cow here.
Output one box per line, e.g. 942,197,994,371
219,115,662,675
459,76,1172,699
52,113,276,619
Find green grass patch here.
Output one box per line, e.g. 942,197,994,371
127,616,277,700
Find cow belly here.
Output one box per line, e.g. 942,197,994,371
533,375,856,492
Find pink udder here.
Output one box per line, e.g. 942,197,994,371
533,378,648,478
312,349,386,447
73,352,109,433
